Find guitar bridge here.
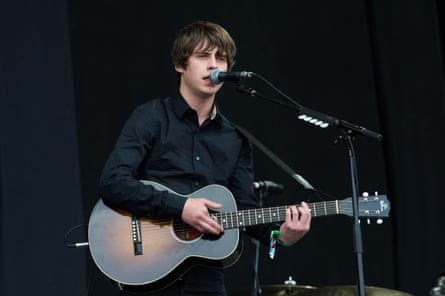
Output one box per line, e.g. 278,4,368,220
132,215,143,255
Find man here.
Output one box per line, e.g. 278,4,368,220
99,20,311,295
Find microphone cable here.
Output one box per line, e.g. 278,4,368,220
64,224,95,296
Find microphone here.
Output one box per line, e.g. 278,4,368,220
253,180,285,193
209,69,255,84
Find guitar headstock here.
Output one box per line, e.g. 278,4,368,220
339,192,391,220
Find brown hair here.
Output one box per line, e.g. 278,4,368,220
172,21,237,70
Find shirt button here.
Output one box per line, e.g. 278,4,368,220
195,156,200,161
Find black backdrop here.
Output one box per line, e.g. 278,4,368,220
1,1,444,295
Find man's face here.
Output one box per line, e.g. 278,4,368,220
175,43,228,100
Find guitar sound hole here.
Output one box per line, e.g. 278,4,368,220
172,220,202,241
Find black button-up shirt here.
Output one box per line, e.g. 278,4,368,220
99,95,274,294
99,95,259,218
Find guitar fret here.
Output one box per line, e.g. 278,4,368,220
235,211,238,226
328,201,334,215
280,207,285,220
318,204,323,216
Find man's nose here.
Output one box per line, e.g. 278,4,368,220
208,54,218,68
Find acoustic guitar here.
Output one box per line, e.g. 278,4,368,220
88,180,390,293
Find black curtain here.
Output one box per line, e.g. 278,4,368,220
0,1,86,295
366,0,445,293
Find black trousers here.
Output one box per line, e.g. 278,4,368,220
117,281,226,296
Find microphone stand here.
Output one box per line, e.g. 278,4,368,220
341,132,366,296
235,83,382,296
252,189,267,296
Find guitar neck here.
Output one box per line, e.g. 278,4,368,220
215,200,342,229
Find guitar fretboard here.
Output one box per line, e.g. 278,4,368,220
214,201,342,229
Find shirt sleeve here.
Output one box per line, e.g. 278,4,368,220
98,105,186,218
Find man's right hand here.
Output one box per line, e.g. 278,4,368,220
181,198,224,235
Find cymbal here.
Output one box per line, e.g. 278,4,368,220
298,285,414,296
231,284,317,296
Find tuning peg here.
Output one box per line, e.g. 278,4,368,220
377,219,383,224
374,191,380,201
362,192,369,202
362,191,369,202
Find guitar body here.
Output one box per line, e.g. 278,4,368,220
88,181,241,293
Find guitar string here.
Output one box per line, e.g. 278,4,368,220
136,204,345,226
134,199,375,231
137,210,374,237
135,208,367,238
136,201,371,226
136,205,377,234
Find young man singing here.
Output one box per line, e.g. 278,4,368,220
98,20,311,295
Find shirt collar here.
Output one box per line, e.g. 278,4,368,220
209,104,217,120
173,94,223,125
172,94,190,118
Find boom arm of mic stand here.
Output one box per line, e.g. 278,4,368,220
296,106,383,141
236,84,383,142
236,84,301,112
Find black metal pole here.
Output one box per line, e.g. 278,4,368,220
343,132,366,296
252,190,266,296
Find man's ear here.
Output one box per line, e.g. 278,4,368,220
174,64,185,74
